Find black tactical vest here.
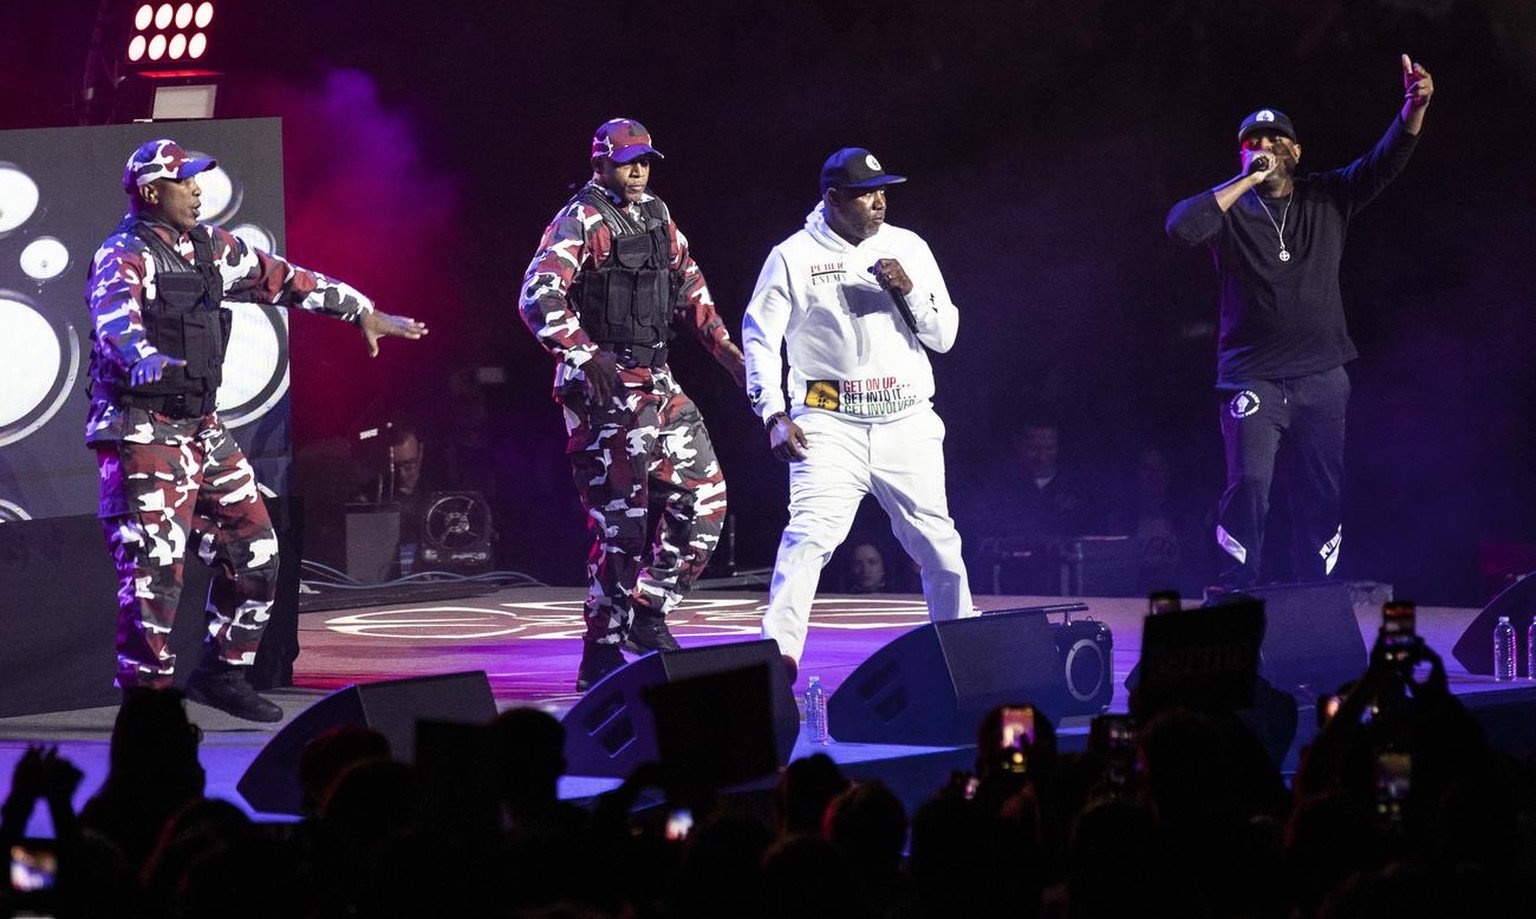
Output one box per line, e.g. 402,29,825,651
568,187,677,349
112,221,232,409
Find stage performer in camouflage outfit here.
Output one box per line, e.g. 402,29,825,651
88,139,428,722
519,118,746,691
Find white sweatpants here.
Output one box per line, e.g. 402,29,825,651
761,407,975,662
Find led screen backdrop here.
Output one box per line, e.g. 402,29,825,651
0,117,290,521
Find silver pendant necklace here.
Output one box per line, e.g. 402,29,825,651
1253,190,1294,262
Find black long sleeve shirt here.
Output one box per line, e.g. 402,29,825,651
1166,116,1419,385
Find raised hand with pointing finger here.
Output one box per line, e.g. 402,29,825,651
1400,53,1434,133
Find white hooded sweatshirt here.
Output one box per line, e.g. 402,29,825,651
742,202,959,425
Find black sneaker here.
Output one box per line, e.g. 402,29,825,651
576,642,626,692
185,666,284,723
621,613,681,654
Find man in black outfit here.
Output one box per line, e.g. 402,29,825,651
1166,54,1434,588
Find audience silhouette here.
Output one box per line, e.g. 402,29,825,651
6,624,1536,919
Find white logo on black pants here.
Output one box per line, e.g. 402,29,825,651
1228,390,1262,418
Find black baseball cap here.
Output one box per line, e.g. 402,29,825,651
819,148,907,194
1237,109,1297,143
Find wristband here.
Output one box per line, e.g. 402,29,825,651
764,412,789,431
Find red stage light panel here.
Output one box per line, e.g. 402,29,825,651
125,1,216,70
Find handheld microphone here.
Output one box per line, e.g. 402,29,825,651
1247,153,1272,177
871,259,921,334
888,288,920,335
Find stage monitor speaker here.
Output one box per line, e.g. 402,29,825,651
236,670,497,816
1135,602,1264,716
827,609,1110,746
1452,571,1536,677
0,514,121,716
645,664,783,799
562,640,797,779
1124,601,1299,767
344,505,401,584
1207,581,1367,695
0,498,303,716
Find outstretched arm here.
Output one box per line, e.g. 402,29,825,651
212,226,373,320
359,310,429,356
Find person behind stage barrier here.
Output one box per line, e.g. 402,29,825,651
1165,55,1434,589
833,535,921,595
385,426,427,565
1102,443,1215,597
1009,420,1099,539
843,540,888,594
352,422,437,572
87,139,428,722
518,118,747,691
743,147,976,682
968,418,1101,595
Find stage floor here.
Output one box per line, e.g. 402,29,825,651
0,583,1516,834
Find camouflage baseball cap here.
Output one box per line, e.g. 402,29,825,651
1237,108,1297,143
820,148,907,194
591,118,664,164
122,138,217,191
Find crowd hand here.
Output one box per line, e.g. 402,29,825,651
3,745,82,828
1401,53,1433,108
360,310,429,357
2,747,48,825
582,349,620,406
129,353,187,386
938,769,974,800
998,782,1044,826
1362,629,1447,699
768,415,809,462
592,761,664,835
869,258,913,296
1402,636,1449,697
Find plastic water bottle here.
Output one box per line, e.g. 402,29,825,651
804,676,830,745
1493,615,1516,681
1527,620,1536,681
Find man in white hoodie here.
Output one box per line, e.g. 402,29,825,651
743,148,976,680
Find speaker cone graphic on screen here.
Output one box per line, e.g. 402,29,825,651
0,163,42,238
0,120,292,521
179,150,289,430
0,292,80,450
216,303,290,428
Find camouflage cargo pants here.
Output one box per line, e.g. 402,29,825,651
95,409,278,688
564,371,726,645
